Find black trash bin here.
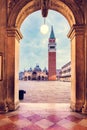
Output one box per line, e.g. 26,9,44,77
19,90,26,100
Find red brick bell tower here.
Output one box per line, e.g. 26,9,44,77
48,26,56,81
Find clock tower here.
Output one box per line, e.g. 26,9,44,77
48,26,56,80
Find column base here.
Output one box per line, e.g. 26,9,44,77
70,101,83,112
7,99,20,111
0,101,8,113
48,75,56,81
0,100,19,113
82,103,87,114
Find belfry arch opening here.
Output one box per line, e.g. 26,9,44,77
5,0,86,113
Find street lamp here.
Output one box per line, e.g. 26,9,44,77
40,18,49,34
40,0,49,34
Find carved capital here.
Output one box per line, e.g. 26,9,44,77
68,24,85,40
7,27,23,41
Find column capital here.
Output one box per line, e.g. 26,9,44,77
7,27,23,41
68,24,85,40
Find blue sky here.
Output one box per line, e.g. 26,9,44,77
19,10,70,72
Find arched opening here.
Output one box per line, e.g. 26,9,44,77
38,76,41,80
24,76,28,81
28,76,31,80
19,10,71,104
5,0,85,113
32,71,37,80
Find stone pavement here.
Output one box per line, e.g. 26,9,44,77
19,81,71,103
0,103,87,130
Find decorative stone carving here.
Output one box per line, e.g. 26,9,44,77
49,0,75,26
74,0,84,13
0,101,8,113
8,0,16,8
7,0,18,14
41,0,49,17
75,0,82,3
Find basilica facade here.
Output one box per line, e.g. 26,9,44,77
19,65,48,81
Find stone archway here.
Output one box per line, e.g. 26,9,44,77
0,0,87,113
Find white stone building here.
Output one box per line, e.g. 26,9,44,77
57,61,71,82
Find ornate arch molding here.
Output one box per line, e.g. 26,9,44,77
7,0,41,28
7,0,84,29
49,0,84,26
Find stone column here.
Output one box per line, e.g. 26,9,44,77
68,24,85,112
6,27,22,111
82,29,87,114
0,0,9,113
82,2,87,114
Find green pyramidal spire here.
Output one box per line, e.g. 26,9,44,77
50,26,55,39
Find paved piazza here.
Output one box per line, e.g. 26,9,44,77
19,81,71,103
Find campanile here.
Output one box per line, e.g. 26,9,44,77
48,26,56,80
